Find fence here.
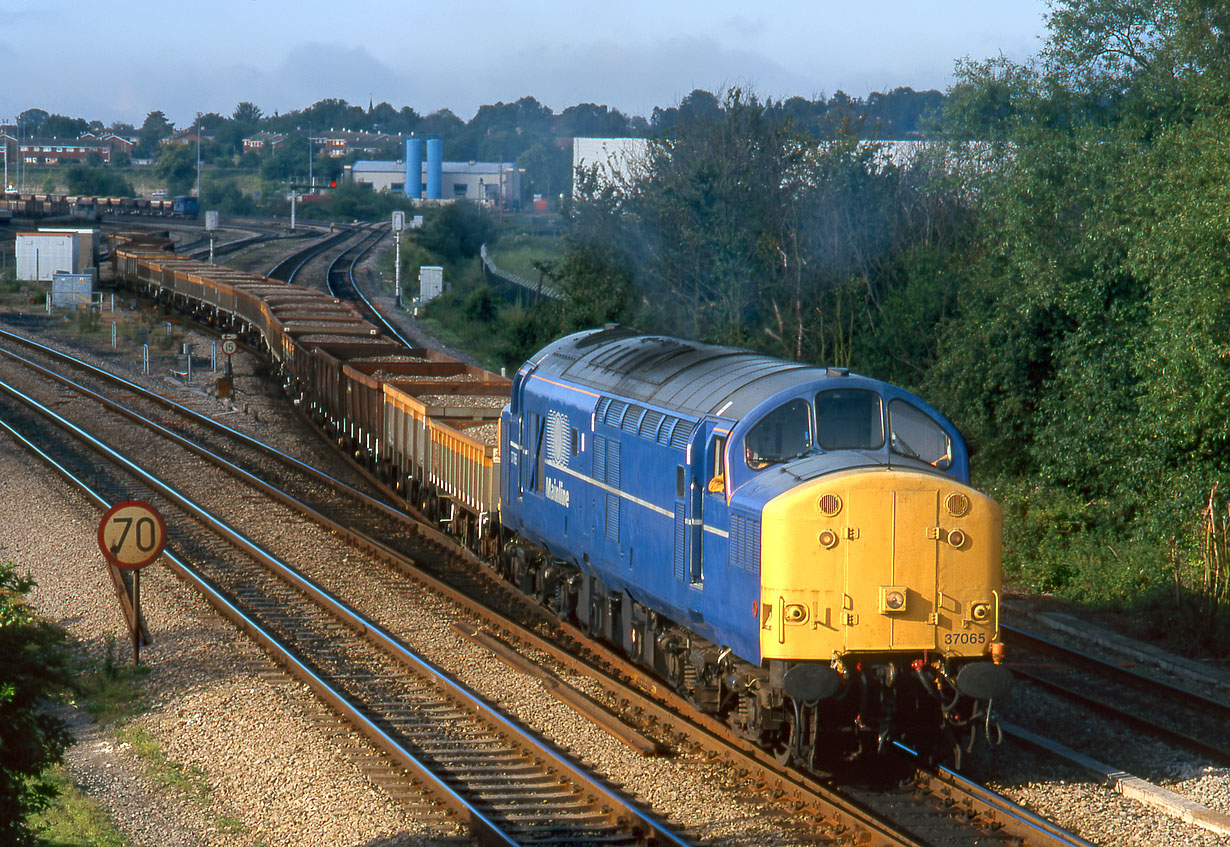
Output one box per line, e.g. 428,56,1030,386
479,244,563,303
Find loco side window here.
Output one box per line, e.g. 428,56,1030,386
888,399,952,469
745,399,812,469
707,435,727,494
815,389,885,450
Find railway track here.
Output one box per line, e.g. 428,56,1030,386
1003,624,1230,764
0,340,690,846
265,223,363,282
0,325,1095,846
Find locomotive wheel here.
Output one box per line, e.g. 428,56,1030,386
771,719,797,767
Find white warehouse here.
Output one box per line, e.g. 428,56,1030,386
348,160,524,208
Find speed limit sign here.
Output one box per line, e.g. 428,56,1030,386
98,500,167,570
221,339,237,356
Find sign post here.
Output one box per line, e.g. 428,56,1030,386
98,500,167,665
392,211,405,308
217,334,237,403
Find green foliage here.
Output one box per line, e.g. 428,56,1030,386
0,563,76,845
906,0,1230,648
201,177,256,215
18,109,48,137
153,145,197,196
560,88,970,358
117,726,210,802
64,167,133,197
327,179,407,221
77,634,150,724
419,202,494,262
135,110,174,158
28,765,127,847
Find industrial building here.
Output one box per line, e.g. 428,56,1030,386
16,228,100,283
571,137,650,194
347,139,523,208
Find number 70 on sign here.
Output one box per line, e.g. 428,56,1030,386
97,501,167,570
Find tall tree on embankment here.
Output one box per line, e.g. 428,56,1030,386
924,0,1230,643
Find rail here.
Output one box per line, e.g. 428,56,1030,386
0,352,691,847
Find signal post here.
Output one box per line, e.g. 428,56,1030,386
97,500,167,665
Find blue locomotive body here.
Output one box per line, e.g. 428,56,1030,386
500,327,972,664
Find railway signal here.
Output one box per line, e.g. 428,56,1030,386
392,211,405,308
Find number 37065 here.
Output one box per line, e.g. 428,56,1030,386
943,632,986,645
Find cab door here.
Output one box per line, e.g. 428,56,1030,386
696,422,732,619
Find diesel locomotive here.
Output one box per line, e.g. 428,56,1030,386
113,245,1012,769
500,327,1011,767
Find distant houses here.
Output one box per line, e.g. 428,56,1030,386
0,125,399,166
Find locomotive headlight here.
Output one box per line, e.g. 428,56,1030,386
971,602,991,623
817,529,839,549
879,586,907,614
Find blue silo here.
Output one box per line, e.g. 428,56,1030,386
405,138,423,199
426,138,443,200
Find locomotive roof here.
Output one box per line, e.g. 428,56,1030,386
531,327,844,421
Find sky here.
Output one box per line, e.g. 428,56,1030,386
3,1,1052,129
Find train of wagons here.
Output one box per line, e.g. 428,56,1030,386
112,242,1013,768
0,192,199,221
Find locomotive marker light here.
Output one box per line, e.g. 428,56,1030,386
98,500,167,666
879,586,907,614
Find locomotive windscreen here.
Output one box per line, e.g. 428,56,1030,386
815,389,885,450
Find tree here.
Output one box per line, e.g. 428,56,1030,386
419,202,494,262
66,166,133,197
232,101,263,128
560,87,963,355
17,109,47,137
517,141,569,200
910,0,1230,614
259,134,309,182
39,114,89,139
154,144,197,195
136,110,174,158
0,562,75,844
417,108,465,140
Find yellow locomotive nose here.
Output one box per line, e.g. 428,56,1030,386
759,468,1002,661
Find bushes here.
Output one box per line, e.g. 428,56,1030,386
0,563,76,845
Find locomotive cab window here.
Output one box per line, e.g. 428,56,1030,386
888,400,952,469
707,435,727,494
745,399,812,469
815,389,885,450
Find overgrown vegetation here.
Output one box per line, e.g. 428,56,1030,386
27,766,127,847
519,0,1230,654
0,563,76,846
26,637,146,846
